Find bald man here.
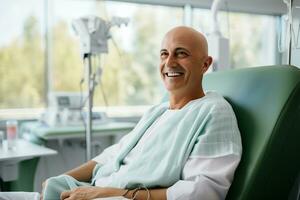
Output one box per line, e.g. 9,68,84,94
160,26,212,109
0,26,241,200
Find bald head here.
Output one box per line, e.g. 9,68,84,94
162,26,208,57
159,26,213,108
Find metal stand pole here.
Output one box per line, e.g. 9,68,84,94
286,0,293,65
84,54,92,161
287,22,292,65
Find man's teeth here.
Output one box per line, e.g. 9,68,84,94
166,72,183,77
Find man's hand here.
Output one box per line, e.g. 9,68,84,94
60,186,122,200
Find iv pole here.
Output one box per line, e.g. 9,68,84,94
84,54,93,160
72,16,129,161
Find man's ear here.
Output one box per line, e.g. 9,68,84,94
202,56,213,73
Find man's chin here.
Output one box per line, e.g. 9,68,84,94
165,86,182,93
164,81,184,90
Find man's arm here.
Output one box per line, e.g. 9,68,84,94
167,154,241,200
60,186,167,200
123,188,167,200
101,155,239,200
48,136,125,183
64,138,126,182
41,160,97,200
64,160,97,182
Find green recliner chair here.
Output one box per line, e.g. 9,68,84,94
203,65,300,200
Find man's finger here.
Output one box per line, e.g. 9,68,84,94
60,190,72,200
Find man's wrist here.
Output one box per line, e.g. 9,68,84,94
109,188,136,199
98,187,128,197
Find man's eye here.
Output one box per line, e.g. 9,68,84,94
177,51,188,58
160,52,168,58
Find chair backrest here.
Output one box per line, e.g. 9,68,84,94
203,65,300,200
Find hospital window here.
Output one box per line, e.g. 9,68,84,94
0,0,278,113
0,0,45,109
192,8,277,68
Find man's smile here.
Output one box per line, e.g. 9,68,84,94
164,72,184,77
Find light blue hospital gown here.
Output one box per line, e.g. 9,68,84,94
1,91,242,200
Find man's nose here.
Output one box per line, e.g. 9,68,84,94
165,55,177,68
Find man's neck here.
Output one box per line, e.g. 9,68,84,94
169,90,205,110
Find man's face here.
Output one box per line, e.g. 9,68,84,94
159,31,209,94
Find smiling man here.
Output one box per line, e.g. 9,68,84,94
160,26,212,109
0,26,242,200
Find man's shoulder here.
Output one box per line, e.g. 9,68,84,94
181,91,236,122
193,91,232,111
202,92,238,124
